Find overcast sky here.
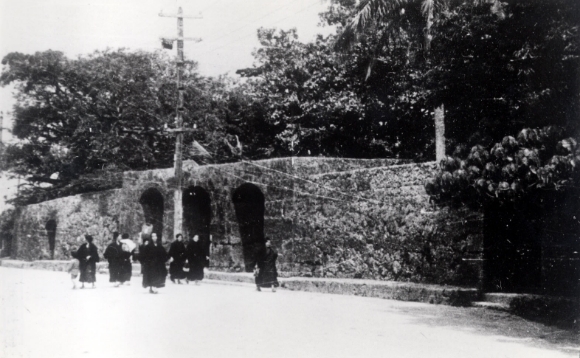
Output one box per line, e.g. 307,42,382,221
0,0,334,121
0,0,335,209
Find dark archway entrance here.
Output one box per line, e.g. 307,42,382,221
183,186,212,261
139,188,165,241
45,220,57,259
232,183,265,272
483,201,542,293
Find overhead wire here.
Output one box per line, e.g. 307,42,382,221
221,169,347,203
196,0,298,46
203,1,297,44
240,160,384,205
198,0,325,56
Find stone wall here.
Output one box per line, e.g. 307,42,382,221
12,157,483,287
250,161,483,286
12,189,124,261
119,158,409,272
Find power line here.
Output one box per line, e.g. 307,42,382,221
241,160,383,204
199,0,324,57
204,0,298,46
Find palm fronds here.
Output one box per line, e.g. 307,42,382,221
334,0,410,50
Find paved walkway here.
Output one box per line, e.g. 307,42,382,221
1,267,577,358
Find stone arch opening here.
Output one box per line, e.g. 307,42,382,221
183,186,212,260
139,188,165,241
483,200,542,294
45,220,57,259
232,183,265,272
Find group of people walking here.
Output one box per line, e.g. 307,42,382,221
103,232,135,286
68,230,211,294
68,231,279,294
167,233,207,285
140,232,208,293
68,233,134,289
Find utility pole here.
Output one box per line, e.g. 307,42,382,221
159,7,202,238
0,111,3,145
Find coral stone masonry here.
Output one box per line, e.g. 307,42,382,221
11,157,484,287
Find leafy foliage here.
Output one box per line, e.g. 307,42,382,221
332,0,580,155
0,208,15,257
425,126,580,209
239,28,389,158
239,15,436,159
427,0,580,149
0,50,238,204
2,0,579,207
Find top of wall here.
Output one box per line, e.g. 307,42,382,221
17,188,122,212
280,157,411,175
122,157,411,186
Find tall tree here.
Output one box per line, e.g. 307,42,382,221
334,0,507,159
0,49,232,204
333,0,579,155
427,0,580,148
239,28,391,158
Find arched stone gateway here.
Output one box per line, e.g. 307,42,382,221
232,183,265,272
183,186,212,261
45,220,57,259
139,188,165,241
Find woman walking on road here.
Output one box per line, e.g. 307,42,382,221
75,235,100,289
103,232,123,287
168,233,187,284
255,238,279,292
186,235,207,285
137,233,168,294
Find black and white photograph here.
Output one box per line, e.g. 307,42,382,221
0,0,578,357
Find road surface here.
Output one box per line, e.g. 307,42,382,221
0,267,577,358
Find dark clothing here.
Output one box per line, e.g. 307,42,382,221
186,240,205,281
256,247,279,288
138,242,168,288
104,241,123,283
168,240,187,280
119,250,133,283
76,243,100,283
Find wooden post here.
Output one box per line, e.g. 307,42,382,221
0,111,3,145
160,7,202,239
435,104,445,162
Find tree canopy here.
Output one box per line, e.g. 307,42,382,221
331,0,580,151
238,28,387,158
0,49,239,204
1,0,579,206
427,0,580,149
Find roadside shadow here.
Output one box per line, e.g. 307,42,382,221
381,303,579,354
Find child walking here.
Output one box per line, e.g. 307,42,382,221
68,246,80,289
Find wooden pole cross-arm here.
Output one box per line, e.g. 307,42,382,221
159,11,202,19
160,37,202,43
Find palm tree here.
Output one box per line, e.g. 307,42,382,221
336,0,504,160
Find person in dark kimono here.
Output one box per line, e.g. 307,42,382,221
168,233,187,284
186,235,207,285
255,238,279,292
103,232,123,287
75,235,100,289
137,233,168,294
119,233,134,285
